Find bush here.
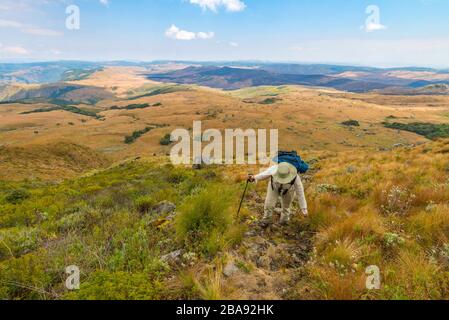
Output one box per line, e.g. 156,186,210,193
64,271,164,300
5,189,30,204
175,185,235,257
134,196,156,215
160,134,172,146
124,127,152,144
341,120,360,127
0,227,42,259
0,251,55,300
383,122,449,140
381,186,416,216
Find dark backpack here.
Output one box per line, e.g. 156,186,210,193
273,151,309,174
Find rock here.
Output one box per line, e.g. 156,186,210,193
161,249,183,263
223,263,239,277
346,166,357,174
153,201,176,216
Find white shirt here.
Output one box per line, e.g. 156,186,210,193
255,165,308,210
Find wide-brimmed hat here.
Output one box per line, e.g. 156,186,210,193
273,162,298,184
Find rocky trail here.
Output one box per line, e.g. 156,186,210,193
223,185,315,300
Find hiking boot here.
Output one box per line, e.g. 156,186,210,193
279,213,291,226
259,216,273,228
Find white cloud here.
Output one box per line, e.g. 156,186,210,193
166,25,197,40
189,0,246,12
0,19,22,28
0,45,28,55
229,42,239,47
197,31,215,39
23,27,63,36
165,25,215,41
362,22,387,32
0,18,63,36
99,0,109,6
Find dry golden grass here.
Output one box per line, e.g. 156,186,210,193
408,205,449,247
0,142,111,181
289,138,449,300
2,68,448,164
316,209,386,247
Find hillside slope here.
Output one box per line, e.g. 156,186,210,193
0,142,111,181
0,139,447,300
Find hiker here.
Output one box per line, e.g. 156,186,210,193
248,162,308,227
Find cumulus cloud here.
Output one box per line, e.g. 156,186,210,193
165,25,215,41
189,0,246,12
166,25,197,40
197,31,215,39
99,0,109,6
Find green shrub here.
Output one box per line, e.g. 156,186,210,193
56,212,86,232
134,195,156,215
124,127,152,144
64,271,164,300
0,227,42,259
160,134,172,146
5,189,31,204
175,185,235,257
383,122,449,140
0,251,55,300
341,120,360,127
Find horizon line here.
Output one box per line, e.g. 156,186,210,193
0,59,448,70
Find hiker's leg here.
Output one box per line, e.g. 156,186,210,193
263,183,278,223
280,189,295,225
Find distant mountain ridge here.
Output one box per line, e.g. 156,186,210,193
148,65,449,93
2,61,449,94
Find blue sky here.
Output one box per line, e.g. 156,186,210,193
0,0,449,67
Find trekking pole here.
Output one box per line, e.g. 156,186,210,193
237,179,250,219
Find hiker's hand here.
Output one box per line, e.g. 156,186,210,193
301,208,309,217
247,174,256,183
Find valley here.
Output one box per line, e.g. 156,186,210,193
0,63,448,300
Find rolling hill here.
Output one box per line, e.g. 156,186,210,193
148,65,449,93
0,64,448,301
3,61,449,94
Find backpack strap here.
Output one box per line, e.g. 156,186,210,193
282,177,297,195
271,176,297,195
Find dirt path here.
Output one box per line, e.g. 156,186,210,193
224,187,314,300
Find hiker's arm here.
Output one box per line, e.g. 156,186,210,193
294,176,308,211
254,166,277,182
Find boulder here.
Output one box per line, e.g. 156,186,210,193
161,249,183,263
153,201,176,216
223,263,240,277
